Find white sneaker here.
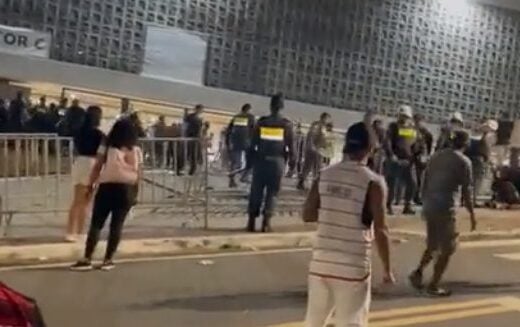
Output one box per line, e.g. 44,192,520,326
64,234,77,243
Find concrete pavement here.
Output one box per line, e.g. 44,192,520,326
2,239,520,326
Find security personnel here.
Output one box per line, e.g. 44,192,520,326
247,93,295,232
226,103,256,187
385,104,418,215
297,112,332,190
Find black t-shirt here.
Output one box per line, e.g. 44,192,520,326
185,113,203,138
74,128,105,157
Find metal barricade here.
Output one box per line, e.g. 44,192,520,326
0,135,210,237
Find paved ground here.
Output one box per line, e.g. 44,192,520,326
2,239,520,327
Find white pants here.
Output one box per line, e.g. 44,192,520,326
304,275,370,327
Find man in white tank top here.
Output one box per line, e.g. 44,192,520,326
303,122,395,327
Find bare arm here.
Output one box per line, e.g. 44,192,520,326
369,178,394,282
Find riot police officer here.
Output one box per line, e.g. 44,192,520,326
247,93,295,232
385,105,418,215
226,103,256,187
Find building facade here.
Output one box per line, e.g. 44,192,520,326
1,0,520,123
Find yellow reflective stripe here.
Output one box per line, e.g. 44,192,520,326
233,118,248,126
260,127,284,141
398,128,417,139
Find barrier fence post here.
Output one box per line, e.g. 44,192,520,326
204,138,209,230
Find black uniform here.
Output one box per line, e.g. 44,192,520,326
226,112,256,184
248,113,294,232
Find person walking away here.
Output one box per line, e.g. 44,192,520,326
70,119,142,271
384,105,418,215
247,93,294,232
297,112,332,190
226,104,255,188
66,106,105,242
303,122,395,327
409,130,476,296
185,104,204,175
413,114,433,205
286,122,305,178
435,112,464,151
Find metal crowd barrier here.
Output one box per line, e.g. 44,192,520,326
0,134,209,237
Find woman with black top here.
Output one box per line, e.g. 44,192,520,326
66,106,105,242
70,119,142,271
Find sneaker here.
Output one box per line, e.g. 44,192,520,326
99,260,115,271
70,260,93,272
402,206,416,215
296,180,305,191
409,270,424,290
426,286,452,297
64,234,77,243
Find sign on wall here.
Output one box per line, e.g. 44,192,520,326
142,25,207,85
0,24,51,58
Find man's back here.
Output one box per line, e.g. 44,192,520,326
422,149,472,215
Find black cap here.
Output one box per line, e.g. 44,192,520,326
343,122,370,154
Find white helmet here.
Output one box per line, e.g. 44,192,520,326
482,119,498,132
398,105,413,118
449,112,463,123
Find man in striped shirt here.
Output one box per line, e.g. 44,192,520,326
303,122,395,327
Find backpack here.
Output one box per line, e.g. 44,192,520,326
0,282,46,327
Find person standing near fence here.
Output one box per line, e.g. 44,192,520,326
247,93,294,232
185,104,205,175
226,103,256,188
66,106,105,242
70,119,142,271
297,113,331,190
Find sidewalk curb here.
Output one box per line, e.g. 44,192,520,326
391,229,520,242
0,232,314,266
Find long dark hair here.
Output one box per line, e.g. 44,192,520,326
106,118,138,150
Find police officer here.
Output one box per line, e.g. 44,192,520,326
297,112,331,190
247,93,295,232
385,104,418,215
226,103,256,187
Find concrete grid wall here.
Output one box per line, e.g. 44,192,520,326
2,0,520,123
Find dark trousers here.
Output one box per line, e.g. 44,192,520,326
248,157,285,219
229,147,252,180
187,141,202,176
415,162,426,202
299,150,321,182
84,183,133,261
386,160,416,208
167,141,186,174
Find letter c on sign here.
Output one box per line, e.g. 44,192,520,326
35,38,46,50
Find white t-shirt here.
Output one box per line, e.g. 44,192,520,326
98,146,143,185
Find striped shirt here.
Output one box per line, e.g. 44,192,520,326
309,159,380,281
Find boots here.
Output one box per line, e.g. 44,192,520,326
296,179,305,191
229,176,237,188
246,215,256,232
261,216,272,233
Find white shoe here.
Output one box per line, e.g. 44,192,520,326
64,234,77,243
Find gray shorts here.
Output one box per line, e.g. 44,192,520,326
424,214,458,254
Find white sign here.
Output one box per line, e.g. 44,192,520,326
0,24,51,58
142,26,207,85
